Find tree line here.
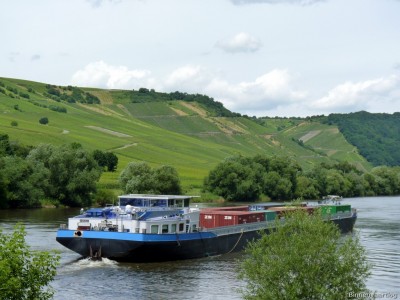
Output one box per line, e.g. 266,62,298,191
0,134,118,208
125,88,239,117
204,154,400,202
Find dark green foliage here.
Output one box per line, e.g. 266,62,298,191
0,134,12,156
204,155,299,201
10,121,18,127
0,134,32,158
44,84,98,104
45,85,61,97
0,224,60,300
93,150,118,172
119,162,182,195
39,117,49,125
326,111,400,166
71,88,84,102
206,154,400,201
18,91,30,99
27,143,102,207
48,105,67,113
152,165,182,195
204,156,263,201
6,86,18,94
239,210,371,299
0,156,49,208
85,92,100,104
0,172,7,209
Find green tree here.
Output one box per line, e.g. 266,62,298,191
0,134,11,157
0,156,49,208
27,143,102,207
93,150,118,172
0,224,60,300
294,176,318,199
104,152,118,172
39,117,49,125
204,157,262,201
239,210,371,300
119,162,153,192
119,162,182,195
153,165,182,195
0,171,7,209
371,166,400,195
262,171,292,200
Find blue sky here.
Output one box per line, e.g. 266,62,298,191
1,0,400,117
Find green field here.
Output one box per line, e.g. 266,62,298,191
0,77,371,194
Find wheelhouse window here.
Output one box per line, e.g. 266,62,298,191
175,199,183,208
119,198,144,207
162,224,169,233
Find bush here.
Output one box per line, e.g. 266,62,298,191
39,117,49,125
239,210,371,299
11,121,18,127
0,224,60,300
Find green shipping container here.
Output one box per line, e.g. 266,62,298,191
321,205,351,215
335,204,351,213
264,210,277,221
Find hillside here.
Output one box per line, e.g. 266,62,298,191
0,77,371,193
325,111,400,167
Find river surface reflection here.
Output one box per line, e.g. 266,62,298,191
0,196,399,299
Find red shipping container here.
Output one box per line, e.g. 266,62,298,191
199,212,219,228
200,211,265,229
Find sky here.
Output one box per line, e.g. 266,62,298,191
1,0,400,117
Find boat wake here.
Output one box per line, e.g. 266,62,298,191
76,257,118,267
60,257,118,273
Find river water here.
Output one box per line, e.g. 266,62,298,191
0,196,399,299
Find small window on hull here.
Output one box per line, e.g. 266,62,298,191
162,224,168,233
151,225,159,234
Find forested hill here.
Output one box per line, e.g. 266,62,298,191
325,111,400,166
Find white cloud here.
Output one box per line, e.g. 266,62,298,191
31,54,41,61
163,66,306,114
231,0,326,5
71,61,151,89
86,0,122,8
216,32,262,53
312,75,400,113
164,65,215,92
206,69,306,113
